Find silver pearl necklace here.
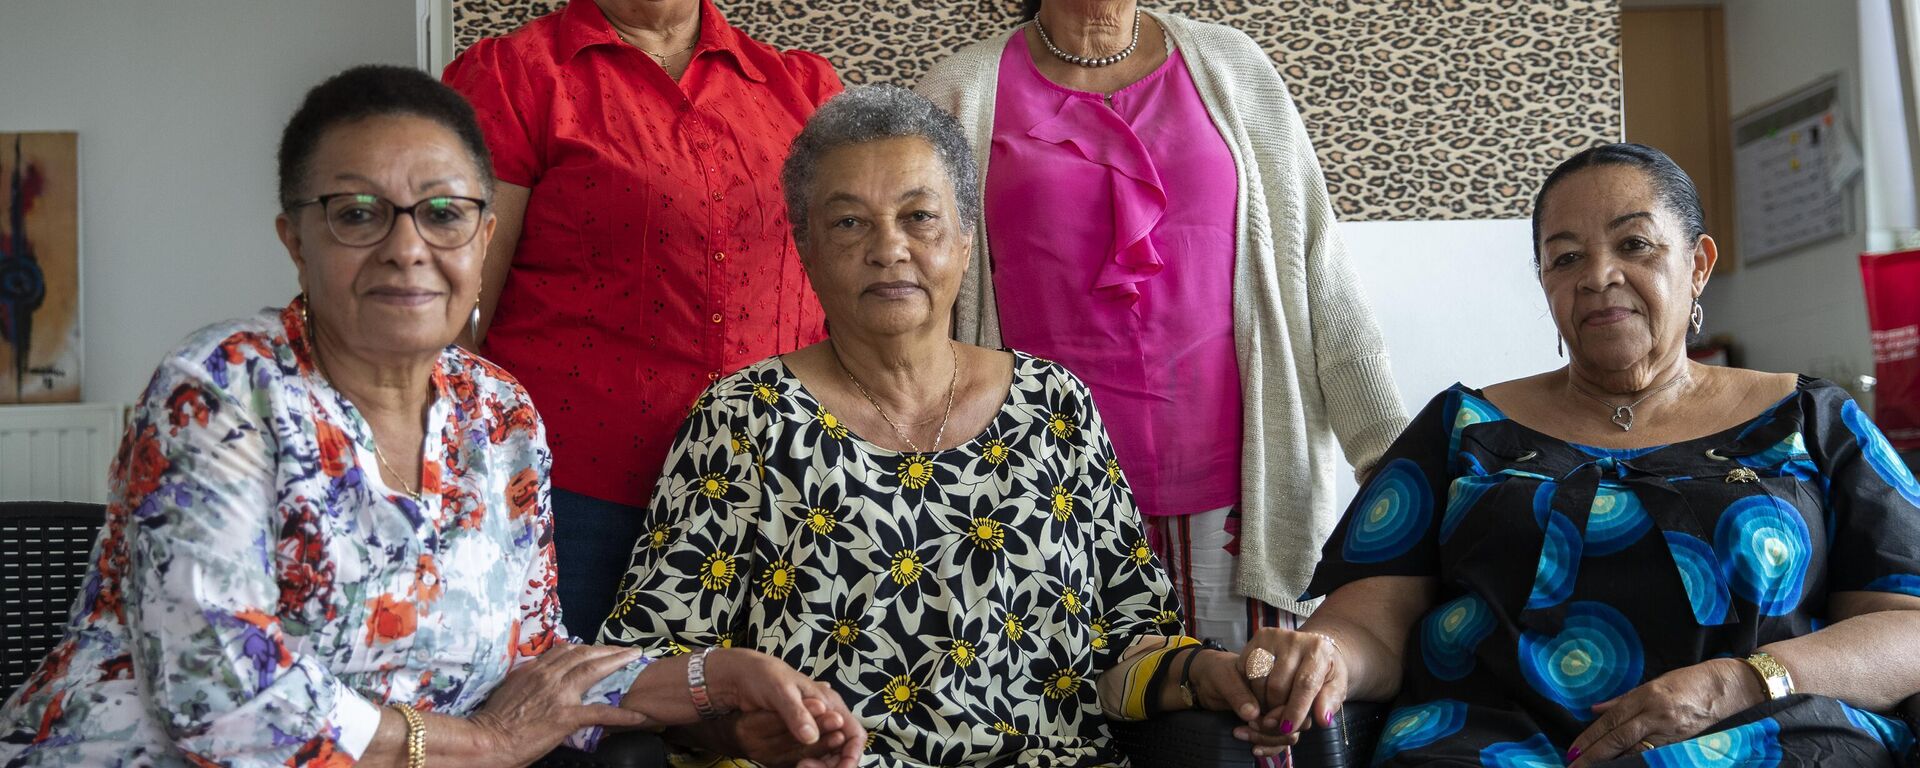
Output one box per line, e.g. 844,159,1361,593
1033,10,1141,68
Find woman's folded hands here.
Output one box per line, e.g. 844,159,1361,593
1219,628,1352,757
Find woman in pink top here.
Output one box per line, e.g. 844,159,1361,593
920,3,1409,722
986,17,1254,627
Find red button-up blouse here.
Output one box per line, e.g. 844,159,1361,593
445,0,841,506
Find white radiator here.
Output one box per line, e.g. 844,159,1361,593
0,404,125,503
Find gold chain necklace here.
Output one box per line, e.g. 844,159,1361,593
615,29,697,62
302,301,425,502
830,340,959,455
606,9,698,63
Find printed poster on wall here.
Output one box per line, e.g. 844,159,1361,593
0,132,81,404
1732,76,1863,265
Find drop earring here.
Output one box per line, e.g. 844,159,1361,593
1557,333,1565,358
469,297,482,341
1689,298,1704,335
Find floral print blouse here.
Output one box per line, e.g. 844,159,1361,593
0,298,648,767
599,353,1182,767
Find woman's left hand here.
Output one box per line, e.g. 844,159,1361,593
1567,658,1764,766
724,682,864,768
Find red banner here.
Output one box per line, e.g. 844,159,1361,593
1862,249,1920,450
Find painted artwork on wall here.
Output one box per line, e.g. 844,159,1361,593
449,0,1621,222
0,132,81,404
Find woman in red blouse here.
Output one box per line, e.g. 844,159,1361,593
444,0,842,636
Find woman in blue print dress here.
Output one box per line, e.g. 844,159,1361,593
1228,144,1920,767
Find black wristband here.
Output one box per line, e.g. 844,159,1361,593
1145,645,1201,719
1185,639,1230,686
1179,642,1213,690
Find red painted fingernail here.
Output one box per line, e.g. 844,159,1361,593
1567,747,1581,761
1280,719,1293,734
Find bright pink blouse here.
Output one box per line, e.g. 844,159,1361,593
985,35,1242,517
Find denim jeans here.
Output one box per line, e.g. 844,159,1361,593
550,488,647,640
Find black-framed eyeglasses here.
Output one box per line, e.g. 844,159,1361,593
289,193,489,249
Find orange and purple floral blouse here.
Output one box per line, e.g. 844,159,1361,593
0,297,648,767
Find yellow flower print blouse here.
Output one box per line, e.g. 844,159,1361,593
600,353,1179,766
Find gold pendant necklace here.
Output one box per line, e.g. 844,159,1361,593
302,300,425,502
830,340,959,455
606,8,698,64
616,29,696,62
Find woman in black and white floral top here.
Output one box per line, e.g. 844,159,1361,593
599,85,1292,767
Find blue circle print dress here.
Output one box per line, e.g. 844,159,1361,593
1306,378,1920,767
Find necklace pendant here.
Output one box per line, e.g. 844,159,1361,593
1611,406,1634,431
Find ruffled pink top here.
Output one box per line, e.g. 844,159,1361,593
985,33,1242,517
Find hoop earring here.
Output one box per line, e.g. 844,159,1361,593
1690,298,1704,335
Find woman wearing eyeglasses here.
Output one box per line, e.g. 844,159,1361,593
0,66,862,768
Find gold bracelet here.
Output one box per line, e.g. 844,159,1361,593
392,702,427,768
1742,651,1795,701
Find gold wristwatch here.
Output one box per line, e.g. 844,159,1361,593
1742,651,1794,700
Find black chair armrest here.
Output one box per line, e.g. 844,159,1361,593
1110,702,1389,768
1112,710,1257,768
532,731,670,768
1292,701,1388,768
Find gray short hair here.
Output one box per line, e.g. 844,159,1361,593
781,85,981,241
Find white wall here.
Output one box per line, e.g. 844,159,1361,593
1864,0,1919,243
0,1,417,405
1704,0,1878,381
1335,219,1560,503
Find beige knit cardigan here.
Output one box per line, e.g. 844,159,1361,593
916,12,1409,613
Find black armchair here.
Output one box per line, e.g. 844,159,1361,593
0,501,107,703
536,733,671,768
536,734,671,768
1110,703,1388,768
537,701,1387,768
